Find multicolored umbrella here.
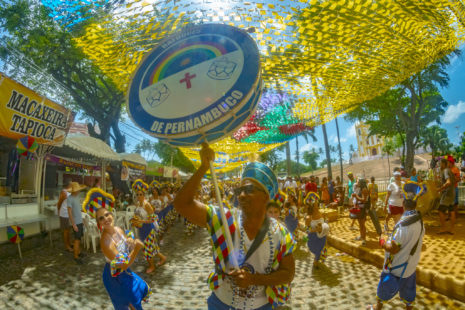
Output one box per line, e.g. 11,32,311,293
7,225,24,244
16,136,38,156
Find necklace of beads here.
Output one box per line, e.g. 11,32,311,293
231,215,275,310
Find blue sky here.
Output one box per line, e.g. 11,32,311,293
284,53,465,164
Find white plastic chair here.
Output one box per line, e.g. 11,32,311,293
83,216,100,253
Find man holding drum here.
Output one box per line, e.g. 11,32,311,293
174,144,296,310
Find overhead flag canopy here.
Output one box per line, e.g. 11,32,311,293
38,0,465,169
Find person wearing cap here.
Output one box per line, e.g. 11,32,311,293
67,182,87,264
173,144,296,310
367,185,425,310
438,158,456,234
384,171,404,232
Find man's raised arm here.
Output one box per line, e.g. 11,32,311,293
173,144,214,228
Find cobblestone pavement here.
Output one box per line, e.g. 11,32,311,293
0,220,464,310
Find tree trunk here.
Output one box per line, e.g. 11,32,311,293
405,132,415,174
387,153,391,179
111,120,126,153
322,123,332,178
285,141,291,176
335,117,343,183
295,137,300,177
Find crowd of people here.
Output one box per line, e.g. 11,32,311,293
53,147,464,310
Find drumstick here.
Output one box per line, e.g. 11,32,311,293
209,160,239,270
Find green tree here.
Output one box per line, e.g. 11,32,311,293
382,138,397,177
0,1,129,151
259,147,282,171
153,141,195,173
134,139,156,161
302,148,320,172
419,125,452,159
277,160,310,176
294,129,317,177
345,52,458,173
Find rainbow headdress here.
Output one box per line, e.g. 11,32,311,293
149,180,161,190
82,188,115,218
132,179,149,192
272,190,287,207
304,192,320,205
242,162,278,198
402,181,426,201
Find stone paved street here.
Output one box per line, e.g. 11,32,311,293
1,220,464,310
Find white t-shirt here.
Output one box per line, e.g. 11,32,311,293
214,212,283,309
387,182,404,206
284,180,297,189
59,190,71,218
383,213,424,278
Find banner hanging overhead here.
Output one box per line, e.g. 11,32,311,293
0,73,74,146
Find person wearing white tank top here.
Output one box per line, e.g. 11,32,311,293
57,182,72,252
96,207,152,309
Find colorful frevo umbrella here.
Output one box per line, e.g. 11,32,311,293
82,188,115,218
7,225,24,244
7,225,24,259
16,136,38,156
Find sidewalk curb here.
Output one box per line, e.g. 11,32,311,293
327,235,465,303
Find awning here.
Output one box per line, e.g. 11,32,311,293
118,153,147,166
63,134,119,161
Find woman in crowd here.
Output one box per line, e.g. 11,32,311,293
384,171,404,231
131,180,167,274
321,177,330,204
351,178,369,246
96,207,152,310
149,187,163,214
305,192,330,268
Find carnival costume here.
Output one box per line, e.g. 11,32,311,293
304,192,329,263
82,188,151,309
132,180,160,261
377,182,425,307
206,162,296,309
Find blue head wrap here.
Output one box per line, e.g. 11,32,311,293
242,162,278,199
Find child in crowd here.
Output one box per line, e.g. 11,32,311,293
266,201,282,221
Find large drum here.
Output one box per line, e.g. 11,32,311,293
127,24,262,147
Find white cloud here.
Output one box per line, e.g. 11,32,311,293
299,143,318,154
347,124,356,138
330,134,347,144
443,101,465,124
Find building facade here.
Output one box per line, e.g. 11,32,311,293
355,122,385,158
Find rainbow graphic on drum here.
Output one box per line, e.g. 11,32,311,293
147,40,236,86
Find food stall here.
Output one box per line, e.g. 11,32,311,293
0,73,74,247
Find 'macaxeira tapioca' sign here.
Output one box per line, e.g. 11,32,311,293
0,73,74,146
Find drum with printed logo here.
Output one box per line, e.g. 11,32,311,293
127,24,262,147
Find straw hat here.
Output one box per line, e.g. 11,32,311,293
69,182,86,193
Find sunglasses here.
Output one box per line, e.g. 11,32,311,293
98,211,112,222
137,193,144,196
234,184,264,196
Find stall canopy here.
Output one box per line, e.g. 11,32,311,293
60,134,120,162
